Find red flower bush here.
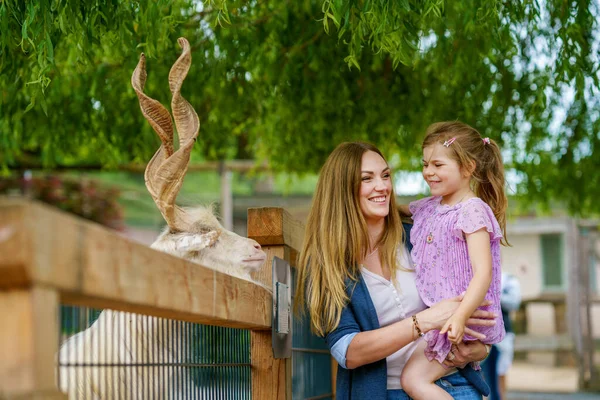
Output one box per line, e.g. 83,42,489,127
0,175,124,230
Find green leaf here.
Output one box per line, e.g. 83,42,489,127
45,32,54,63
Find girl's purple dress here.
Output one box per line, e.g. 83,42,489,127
409,196,505,365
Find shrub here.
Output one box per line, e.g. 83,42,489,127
0,174,124,230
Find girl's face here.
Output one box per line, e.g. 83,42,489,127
359,151,392,224
422,143,470,200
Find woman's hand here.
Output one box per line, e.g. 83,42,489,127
442,341,489,368
416,294,496,338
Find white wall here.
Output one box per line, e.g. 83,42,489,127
503,225,600,341
501,233,543,299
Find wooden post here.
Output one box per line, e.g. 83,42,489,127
248,208,298,400
0,286,66,399
513,302,528,335
566,220,586,387
588,229,600,389
579,227,599,389
553,301,573,366
249,245,289,400
588,229,600,390
331,357,338,398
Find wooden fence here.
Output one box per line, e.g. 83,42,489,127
0,198,315,399
512,222,600,391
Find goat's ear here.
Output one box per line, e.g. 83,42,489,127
174,231,220,252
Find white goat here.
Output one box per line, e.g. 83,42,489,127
58,38,267,399
151,206,266,281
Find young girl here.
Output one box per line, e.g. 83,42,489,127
399,122,507,400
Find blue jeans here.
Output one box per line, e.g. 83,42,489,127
387,371,482,400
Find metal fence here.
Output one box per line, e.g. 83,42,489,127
291,270,333,400
58,305,251,399
292,317,332,400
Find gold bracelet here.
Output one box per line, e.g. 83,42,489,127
412,314,424,338
482,344,492,361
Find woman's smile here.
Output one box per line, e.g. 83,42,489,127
359,150,393,223
369,195,387,204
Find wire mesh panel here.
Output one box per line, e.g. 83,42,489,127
292,317,333,400
58,305,251,399
291,271,333,400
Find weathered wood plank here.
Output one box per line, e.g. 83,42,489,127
250,245,291,290
250,245,288,400
247,207,304,253
251,329,287,399
0,287,65,398
0,198,271,329
514,334,574,352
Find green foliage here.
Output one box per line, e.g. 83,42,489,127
0,0,192,168
321,0,446,69
1,0,599,215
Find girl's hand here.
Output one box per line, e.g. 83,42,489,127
417,294,496,334
440,314,467,344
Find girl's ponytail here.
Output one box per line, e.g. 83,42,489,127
473,138,509,246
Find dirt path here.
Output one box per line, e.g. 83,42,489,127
503,361,600,399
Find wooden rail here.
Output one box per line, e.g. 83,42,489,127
0,198,307,399
514,293,600,368
0,198,271,329
513,294,574,365
514,334,574,352
514,334,600,353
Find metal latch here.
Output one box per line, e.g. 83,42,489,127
272,256,292,358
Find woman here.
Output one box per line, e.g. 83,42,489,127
295,142,496,399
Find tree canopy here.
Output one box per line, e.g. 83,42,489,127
1,0,599,214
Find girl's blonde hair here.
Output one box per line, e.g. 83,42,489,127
423,121,509,246
295,142,405,337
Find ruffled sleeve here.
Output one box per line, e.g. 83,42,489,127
452,199,503,242
409,196,433,216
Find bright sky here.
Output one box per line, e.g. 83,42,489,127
395,171,427,196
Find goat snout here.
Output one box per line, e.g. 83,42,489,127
241,240,267,270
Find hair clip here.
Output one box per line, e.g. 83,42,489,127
482,137,490,145
443,137,456,147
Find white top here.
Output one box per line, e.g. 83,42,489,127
361,249,426,389
330,249,464,389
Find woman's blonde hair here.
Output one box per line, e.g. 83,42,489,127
423,121,509,246
295,142,405,337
